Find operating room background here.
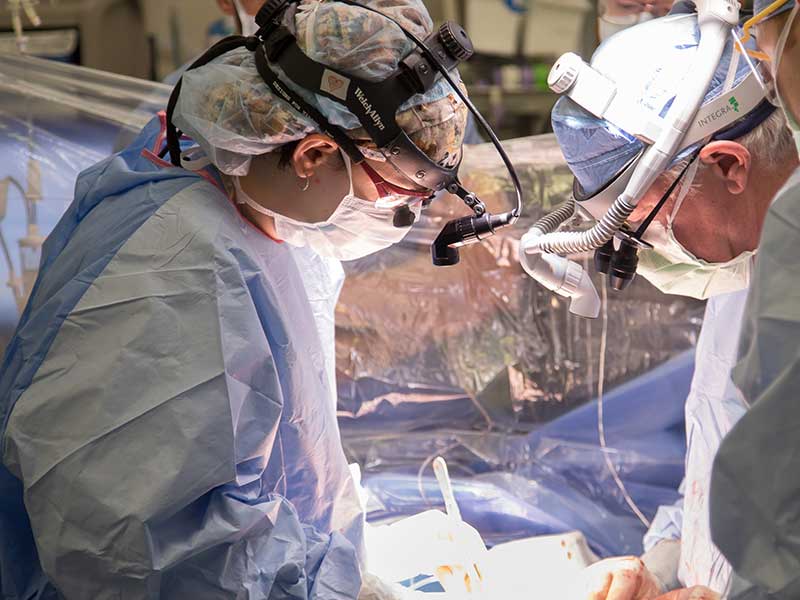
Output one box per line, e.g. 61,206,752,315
0,0,722,557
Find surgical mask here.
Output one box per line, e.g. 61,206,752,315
234,152,419,261
637,223,754,299
771,2,800,153
233,0,259,37
636,161,755,300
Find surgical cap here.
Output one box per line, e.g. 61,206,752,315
552,13,759,196
754,0,795,20
173,0,469,175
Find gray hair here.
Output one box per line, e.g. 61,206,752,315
667,108,796,179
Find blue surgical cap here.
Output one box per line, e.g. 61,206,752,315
754,0,795,20
552,98,644,196
552,13,759,196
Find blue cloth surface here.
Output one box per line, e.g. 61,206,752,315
0,117,362,600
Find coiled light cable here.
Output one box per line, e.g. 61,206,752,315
535,199,636,255
531,199,576,236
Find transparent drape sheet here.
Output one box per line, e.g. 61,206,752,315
0,54,170,347
337,136,704,557
0,55,704,559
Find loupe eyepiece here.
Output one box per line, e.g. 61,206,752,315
607,238,639,291
431,217,469,266
594,239,614,275
432,234,461,266
432,213,513,266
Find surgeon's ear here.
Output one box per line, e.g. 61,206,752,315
292,135,342,179
699,141,751,195
216,0,236,16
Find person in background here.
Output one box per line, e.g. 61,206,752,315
221,0,263,36
710,2,800,599
598,0,674,40
0,1,471,597
163,0,264,86
543,9,797,600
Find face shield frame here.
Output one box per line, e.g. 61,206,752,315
572,95,777,225
560,46,772,223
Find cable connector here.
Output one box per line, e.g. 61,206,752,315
520,228,601,319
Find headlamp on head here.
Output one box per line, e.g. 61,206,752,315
165,0,524,267
519,0,783,316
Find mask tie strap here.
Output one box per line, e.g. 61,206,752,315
665,51,740,229
340,150,355,197
668,156,701,228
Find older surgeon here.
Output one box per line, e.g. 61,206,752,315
0,1,469,598
710,1,800,599
536,9,798,600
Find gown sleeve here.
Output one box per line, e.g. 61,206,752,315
2,183,362,599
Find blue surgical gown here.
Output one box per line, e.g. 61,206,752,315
0,117,363,599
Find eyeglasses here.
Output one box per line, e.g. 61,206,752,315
360,161,435,208
736,0,793,61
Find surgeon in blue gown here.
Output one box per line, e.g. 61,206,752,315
0,1,469,598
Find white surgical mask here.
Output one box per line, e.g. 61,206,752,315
636,160,755,300
637,222,754,299
232,0,259,37
234,152,418,261
771,2,800,153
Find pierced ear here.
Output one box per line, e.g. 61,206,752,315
291,135,341,179
698,141,751,195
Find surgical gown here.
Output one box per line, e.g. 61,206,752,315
711,167,800,600
644,289,749,593
0,117,363,600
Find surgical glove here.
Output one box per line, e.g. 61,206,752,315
641,540,682,592
654,587,721,600
567,556,663,600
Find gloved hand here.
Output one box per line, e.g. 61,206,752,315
567,556,663,600
654,588,720,600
